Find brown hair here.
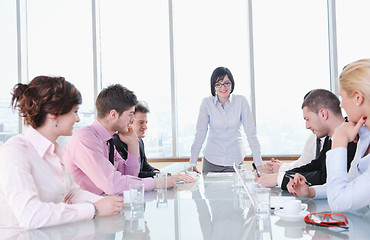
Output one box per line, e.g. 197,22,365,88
135,101,150,114
11,76,82,128
301,89,342,116
96,84,138,119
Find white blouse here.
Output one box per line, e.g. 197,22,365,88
190,94,262,166
326,126,370,211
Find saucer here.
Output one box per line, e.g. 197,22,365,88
274,209,309,222
275,219,306,228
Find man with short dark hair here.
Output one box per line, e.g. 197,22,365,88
64,84,176,195
281,89,357,193
256,89,357,197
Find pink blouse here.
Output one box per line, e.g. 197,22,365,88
0,127,102,230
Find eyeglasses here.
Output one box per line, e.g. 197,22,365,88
215,82,232,88
304,212,348,229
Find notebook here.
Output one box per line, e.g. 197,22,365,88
233,163,296,210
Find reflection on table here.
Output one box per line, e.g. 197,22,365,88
4,172,370,240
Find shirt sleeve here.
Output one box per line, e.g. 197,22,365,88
326,147,370,212
65,172,103,204
0,144,95,230
277,134,318,187
117,152,141,176
70,132,154,194
112,134,141,176
312,184,327,199
240,97,262,166
190,99,209,165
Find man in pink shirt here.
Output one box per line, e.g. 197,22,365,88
64,84,175,195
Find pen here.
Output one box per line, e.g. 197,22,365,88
252,163,260,177
285,173,312,186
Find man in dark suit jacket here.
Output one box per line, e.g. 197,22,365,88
113,101,159,178
281,135,357,190
280,89,357,191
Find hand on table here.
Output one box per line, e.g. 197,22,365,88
154,176,177,189
173,173,196,183
270,158,282,173
94,195,124,217
286,173,315,198
254,173,278,188
260,158,282,174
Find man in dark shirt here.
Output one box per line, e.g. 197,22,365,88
280,89,357,190
113,101,159,178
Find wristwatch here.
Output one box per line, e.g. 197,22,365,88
93,203,98,219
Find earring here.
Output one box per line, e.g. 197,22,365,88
356,103,359,106
55,119,58,127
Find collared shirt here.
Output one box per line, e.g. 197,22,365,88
190,94,262,166
277,134,325,187
0,127,102,230
326,126,370,211
64,120,154,195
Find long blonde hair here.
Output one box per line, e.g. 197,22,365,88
339,59,370,101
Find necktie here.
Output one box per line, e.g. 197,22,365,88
315,138,321,158
322,137,332,154
108,139,115,165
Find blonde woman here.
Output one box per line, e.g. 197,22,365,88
288,59,370,212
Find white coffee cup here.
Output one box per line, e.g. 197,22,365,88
283,199,308,215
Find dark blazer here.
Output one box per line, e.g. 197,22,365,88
112,133,159,178
281,136,357,190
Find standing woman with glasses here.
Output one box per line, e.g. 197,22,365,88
0,76,124,232
324,59,370,211
189,67,262,174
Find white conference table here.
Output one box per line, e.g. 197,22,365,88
6,172,370,240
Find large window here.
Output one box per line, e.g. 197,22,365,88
1,1,357,158
174,0,251,157
336,0,370,72
0,0,18,145
100,0,172,157
27,0,95,147
253,0,330,155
